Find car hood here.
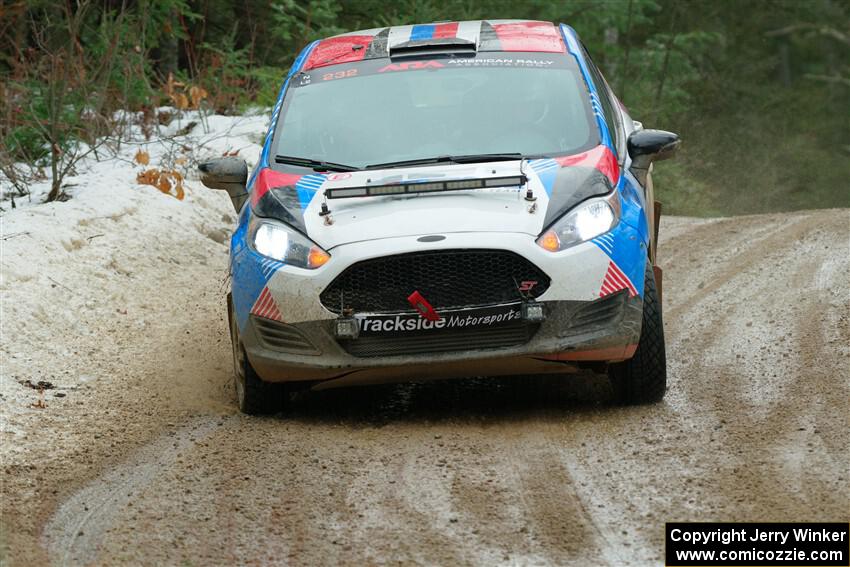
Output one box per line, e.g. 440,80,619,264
250,145,619,250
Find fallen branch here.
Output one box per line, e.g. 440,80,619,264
47,276,75,294
1,231,30,241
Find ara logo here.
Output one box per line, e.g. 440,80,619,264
407,290,442,322
378,60,444,73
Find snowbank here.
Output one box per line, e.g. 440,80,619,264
0,109,268,438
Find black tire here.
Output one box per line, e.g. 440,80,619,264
227,296,285,415
609,261,667,404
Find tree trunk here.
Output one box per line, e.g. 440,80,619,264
618,0,634,100
779,41,791,87
652,6,679,121
158,28,180,79
46,144,62,202
653,40,678,120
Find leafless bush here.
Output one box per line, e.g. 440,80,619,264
0,1,143,203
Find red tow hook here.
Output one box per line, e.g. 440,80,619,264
407,291,442,322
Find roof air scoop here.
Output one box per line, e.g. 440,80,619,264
389,37,477,58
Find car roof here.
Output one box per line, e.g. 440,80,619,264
301,20,568,71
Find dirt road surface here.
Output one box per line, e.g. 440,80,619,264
2,208,848,566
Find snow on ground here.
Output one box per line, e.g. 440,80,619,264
0,108,269,208
0,109,268,435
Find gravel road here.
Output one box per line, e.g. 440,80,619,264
2,209,848,566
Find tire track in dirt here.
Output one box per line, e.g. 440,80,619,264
538,213,845,560
663,213,810,321
508,435,626,566
42,418,224,567
658,210,849,521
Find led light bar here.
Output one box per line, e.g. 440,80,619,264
324,175,527,199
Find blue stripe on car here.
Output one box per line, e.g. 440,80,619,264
591,233,615,255
559,25,615,153
248,40,320,191
529,158,559,196
410,24,435,40
593,220,647,297
608,183,649,296
235,41,322,331
230,213,270,330
295,174,326,210
561,23,650,294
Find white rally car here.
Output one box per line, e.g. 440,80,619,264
199,20,680,414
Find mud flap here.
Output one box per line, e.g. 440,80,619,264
652,200,663,303
653,265,663,304
653,201,662,247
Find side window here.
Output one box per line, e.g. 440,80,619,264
601,79,628,163
580,46,626,161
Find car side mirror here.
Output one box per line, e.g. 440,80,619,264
198,157,249,211
627,129,680,185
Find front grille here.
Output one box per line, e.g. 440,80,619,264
320,250,550,314
253,317,321,355
340,323,537,358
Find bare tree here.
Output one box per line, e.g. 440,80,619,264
15,1,126,202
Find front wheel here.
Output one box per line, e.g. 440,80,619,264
609,262,667,404
228,296,286,415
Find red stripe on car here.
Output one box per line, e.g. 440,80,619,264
251,287,283,321
302,35,373,71
555,144,620,186
251,168,302,206
433,22,459,38
599,261,637,298
490,21,565,53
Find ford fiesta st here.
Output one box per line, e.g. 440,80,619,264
199,20,680,414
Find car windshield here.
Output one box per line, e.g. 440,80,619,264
273,54,597,169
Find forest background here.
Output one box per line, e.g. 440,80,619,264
1,0,848,213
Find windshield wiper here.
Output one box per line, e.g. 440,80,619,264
366,153,525,170
274,155,360,172
449,152,525,163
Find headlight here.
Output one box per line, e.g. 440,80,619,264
250,218,330,269
536,196,619,252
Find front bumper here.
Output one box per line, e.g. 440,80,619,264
232,226,648,388
243,290,642,389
